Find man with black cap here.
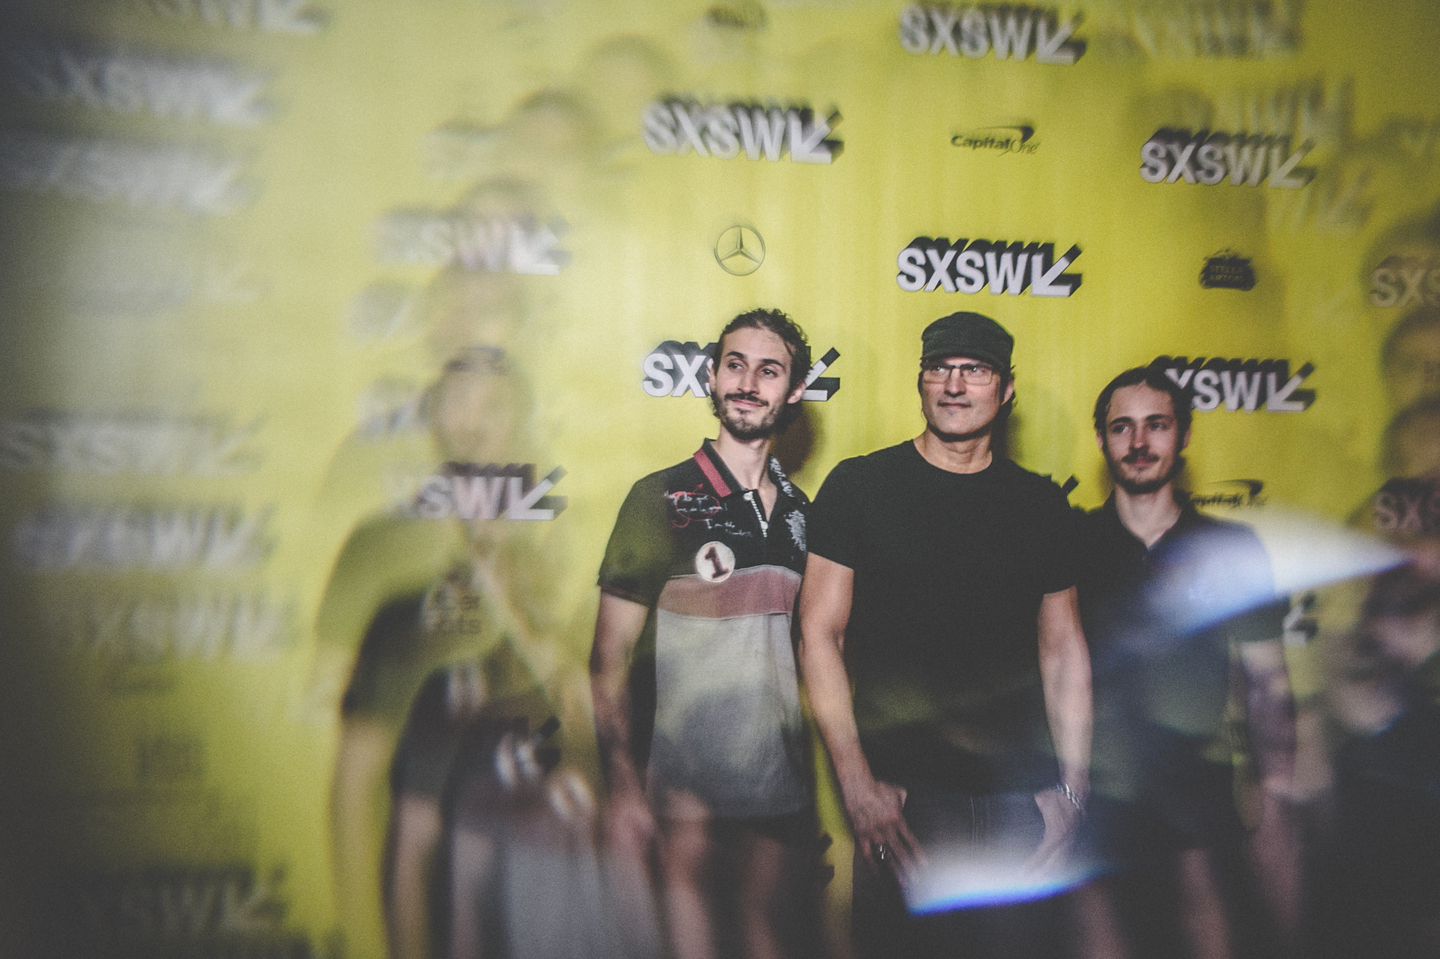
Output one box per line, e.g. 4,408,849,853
798,311,1092,958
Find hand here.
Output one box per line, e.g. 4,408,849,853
1023,786,1082,876
842,774,923,881
601,787,655,864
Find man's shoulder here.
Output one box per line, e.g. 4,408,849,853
626,452,704,495
1176,501,1268,550
991,457,1073,502
607,453,709,541
813,441,913,496
1082,496,1121,525
834,441,914,474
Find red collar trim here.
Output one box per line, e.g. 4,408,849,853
693,444,733,498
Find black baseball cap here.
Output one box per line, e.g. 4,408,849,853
920,311,1013,371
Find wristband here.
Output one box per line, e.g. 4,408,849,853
1055,782,1085,817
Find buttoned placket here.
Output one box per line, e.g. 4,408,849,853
741,488,770,537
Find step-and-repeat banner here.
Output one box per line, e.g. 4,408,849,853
1,0,1437,956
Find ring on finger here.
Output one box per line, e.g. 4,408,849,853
876,843,888,862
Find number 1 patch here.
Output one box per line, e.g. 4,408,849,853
695,541,736,583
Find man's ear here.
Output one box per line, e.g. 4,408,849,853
1095,430,1106,452
707,360,717,396
1002,379,1015,405
1180,428,1191,452
786,379,806,405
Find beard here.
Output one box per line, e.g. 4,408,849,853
711,390,780,441
1109,450,1184,495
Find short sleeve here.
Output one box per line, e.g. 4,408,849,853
1035,482,1081,595
390,667,459,800
807,458,865,568
597,477,671,608
1224,528,1287,644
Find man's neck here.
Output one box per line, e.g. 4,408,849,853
914,429,994,474
1114,483,1183,548
713,430,773,492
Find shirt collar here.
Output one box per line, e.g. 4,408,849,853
693,439,794,503
1099,490,1200,552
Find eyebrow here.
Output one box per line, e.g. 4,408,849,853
1108,414,1173,426
725,350,786,368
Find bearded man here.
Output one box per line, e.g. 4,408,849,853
590,308,820,959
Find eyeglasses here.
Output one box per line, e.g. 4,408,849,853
921,362,997,385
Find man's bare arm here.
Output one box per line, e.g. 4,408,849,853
384,794,443,959
1028,586,1093,872
1038,586,1093,796
589,592,655,852
1239,637,1297,792
1239,635,1302,939
798,554,921,877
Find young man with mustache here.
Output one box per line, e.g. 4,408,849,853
591,308,818,959
1073,367,1299,959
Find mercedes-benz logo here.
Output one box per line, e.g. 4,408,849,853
714,225,765,275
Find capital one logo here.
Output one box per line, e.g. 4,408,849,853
951,125,1039,155
642,341,841,401
1191,480,1266,508
1151,357,1315,413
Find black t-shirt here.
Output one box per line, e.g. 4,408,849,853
1076,496,1287,811
390,644,556,803
1077,497,1285,735
808,441,1078,793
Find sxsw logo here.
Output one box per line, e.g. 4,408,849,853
642,342,841,402
1117,0,1298,60
1372,477,1440,535
1369,256,1440,308
407,464,566,521
1151,356,1314,413
897,237,1081,297
899,5,1085,64
1140,129,1314,188
375,210,567,274
642,100,841,163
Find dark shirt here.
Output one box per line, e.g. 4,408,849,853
1077,496,1287,837
808,442,1078,794
597,439,811,817
1079,496,1286,740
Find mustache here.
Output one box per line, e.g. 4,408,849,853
724,391,768,407
1122,451,1159,465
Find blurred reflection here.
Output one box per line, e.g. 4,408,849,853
311,343,598,959
1310,546,1440,959
306,30,674,957
1380,307,1440,413
1380,396,1440,482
